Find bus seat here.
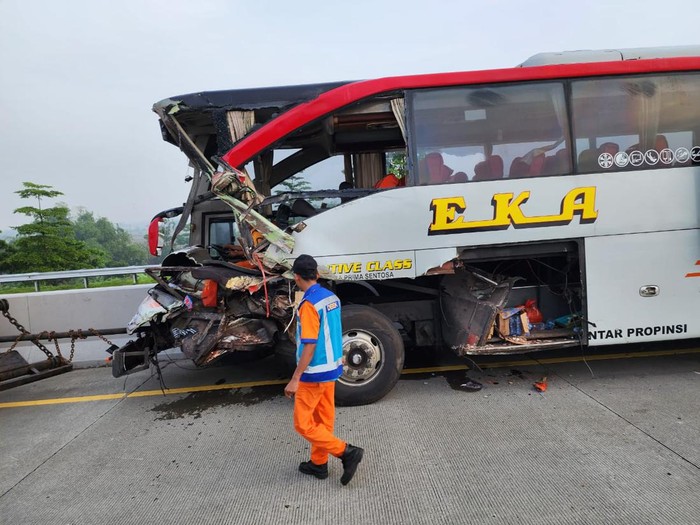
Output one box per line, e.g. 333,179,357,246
599,142,619,156
440,164,454,181
627,135,668,154
541,155,559,176
425,152,453,183
473,155,504,181
578,143,617,172
291,198,318,217
509,157,529,177
554,148,571,174
510,152,545,178
527,152,546,176
577,148,598,172
274,203,291,227
655,134,668,150
556,148,570,163
374,173,405,188
450,172,469,183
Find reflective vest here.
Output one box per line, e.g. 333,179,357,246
296,284,343,382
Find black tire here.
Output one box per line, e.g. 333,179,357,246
336,305,405,406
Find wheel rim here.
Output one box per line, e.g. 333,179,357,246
340,329,384,386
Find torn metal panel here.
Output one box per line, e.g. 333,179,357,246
212,173,294,254
126,292,184,334
439,270,514,353
217,318,278,350
152,104,216,176
176,314,278,366
261,244,292,273
173,312,222,362
151,107,216,250
415,247,459,277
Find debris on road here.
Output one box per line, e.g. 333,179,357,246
533,376,548,392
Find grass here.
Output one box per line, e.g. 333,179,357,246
0,273,155,295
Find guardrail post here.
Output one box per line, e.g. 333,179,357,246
34,281,40,292
83,277,89,288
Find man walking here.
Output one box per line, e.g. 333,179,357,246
284,254,364,485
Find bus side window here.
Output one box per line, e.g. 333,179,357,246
408,82,571,184
572,73,700,173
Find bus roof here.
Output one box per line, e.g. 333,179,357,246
154,80,352,114
519,45,700,67
152,80,353,158
152,48,700,173
220,54,700,169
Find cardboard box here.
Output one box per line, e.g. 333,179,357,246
497,308,530,337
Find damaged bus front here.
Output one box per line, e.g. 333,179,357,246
113,47,700,405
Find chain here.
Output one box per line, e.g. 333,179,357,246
5,333,25,354
63,328,116,363
1,300,121,363
1,299,28,334
88,328,116,348
0,299,55,360
48,331,63,359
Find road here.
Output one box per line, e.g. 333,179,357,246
1,343,699,524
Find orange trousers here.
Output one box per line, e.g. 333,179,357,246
293,381,347,465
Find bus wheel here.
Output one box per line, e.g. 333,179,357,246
336,305,405,406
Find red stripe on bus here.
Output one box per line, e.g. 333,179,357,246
221,57,700,168
686,273,700,278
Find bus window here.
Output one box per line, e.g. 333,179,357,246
208,219,240,252
571,73,700,173
407,82,571,184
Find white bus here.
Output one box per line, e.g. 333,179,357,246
115,46,700,405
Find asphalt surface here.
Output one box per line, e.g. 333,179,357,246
1,345,699,525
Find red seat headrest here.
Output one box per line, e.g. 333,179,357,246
425,152,453,183
474,155,504,181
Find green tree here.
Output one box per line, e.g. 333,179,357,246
0,238,16,273
387,152,407,178
2,182,106,273
274,174,312,194
73,209,148,267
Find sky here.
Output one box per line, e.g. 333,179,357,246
1,0,698,234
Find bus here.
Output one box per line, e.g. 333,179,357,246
113,46,700,406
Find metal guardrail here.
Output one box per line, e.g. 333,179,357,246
0,266,150,291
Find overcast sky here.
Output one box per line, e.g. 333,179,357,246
1,0,697,234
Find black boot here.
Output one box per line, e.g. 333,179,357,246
340,444,364,485
298,460,328,479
